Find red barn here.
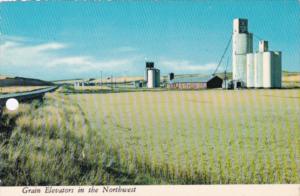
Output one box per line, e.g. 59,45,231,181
168,75,223,90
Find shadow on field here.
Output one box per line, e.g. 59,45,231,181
0,111,18,144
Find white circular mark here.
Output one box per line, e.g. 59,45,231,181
6,98,19,111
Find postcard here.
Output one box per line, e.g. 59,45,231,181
0,1,299,196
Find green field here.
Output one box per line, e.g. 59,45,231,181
0,89,299,185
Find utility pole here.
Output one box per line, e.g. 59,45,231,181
100,71,103,86
124,70,127,88
224,56,229,89
111,75,113,90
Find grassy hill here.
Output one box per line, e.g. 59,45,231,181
0,76,54,87
281,71,300,88
53,76,144,85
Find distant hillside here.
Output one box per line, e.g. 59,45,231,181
54,76,145,84
282,71,300,88
0,76,54,87
282,70,300,76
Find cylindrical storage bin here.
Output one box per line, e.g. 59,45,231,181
147,69,155,88
246,53,255,88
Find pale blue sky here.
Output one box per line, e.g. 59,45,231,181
0,1,299,80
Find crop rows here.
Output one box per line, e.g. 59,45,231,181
73,90,300,184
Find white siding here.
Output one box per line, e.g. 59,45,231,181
147,69,155,88
232,33,253,83
254,51,282,88
246,53,255,87
259,40,268,52
263,52,272,88
254,52,264,88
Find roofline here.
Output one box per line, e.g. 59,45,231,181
170,81,208,83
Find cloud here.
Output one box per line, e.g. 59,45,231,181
0,39,141,79
0,41,67,71
160,59,217,72
34,43,66,51
49,57,139,73
0,35,28,42
0,37,216,79
48,56,93,67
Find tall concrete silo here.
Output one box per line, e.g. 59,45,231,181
232,18,253,86
246,53,255,88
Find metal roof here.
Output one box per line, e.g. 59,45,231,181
171,75,219,83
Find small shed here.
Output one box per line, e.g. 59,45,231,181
133,80,145,88
168,75,223,89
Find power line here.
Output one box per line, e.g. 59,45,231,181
224,55,230,74
253,33,264,41
212,35,232,76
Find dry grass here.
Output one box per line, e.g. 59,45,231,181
54,76,144,85
283,75,300,82
0,92,155,185
0,93,92,185
0,86,49,94
282,75,300,88
282,73,300,88
74,86,111,90
93,76,144,83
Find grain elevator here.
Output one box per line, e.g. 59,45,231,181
144,61,160,88
232,18,282,88
232,18,253,87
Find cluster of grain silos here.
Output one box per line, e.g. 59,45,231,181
144,61,160,88
247,40,282,88
232,18,282,88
